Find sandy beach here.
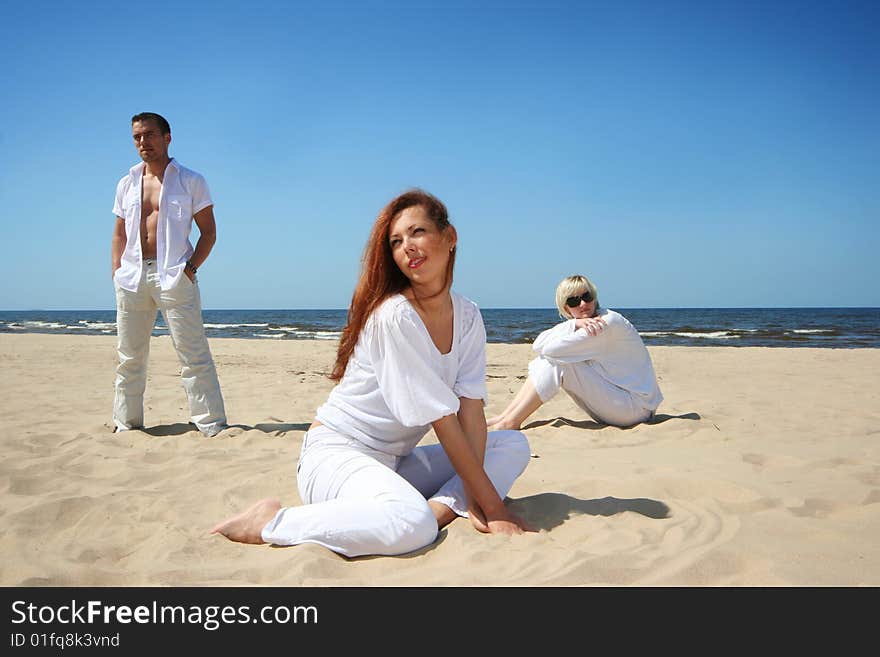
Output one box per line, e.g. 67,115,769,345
1,333,878,586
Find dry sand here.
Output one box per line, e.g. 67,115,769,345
1,333,878,586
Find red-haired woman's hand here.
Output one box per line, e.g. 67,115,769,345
471,502,536,535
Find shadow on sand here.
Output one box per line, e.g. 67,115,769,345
142,421,311,437
522,411,701,431
507,492,670,532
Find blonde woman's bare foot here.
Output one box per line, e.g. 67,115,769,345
487,417,522,431
210,498,281,544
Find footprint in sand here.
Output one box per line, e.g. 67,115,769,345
787,498,841,518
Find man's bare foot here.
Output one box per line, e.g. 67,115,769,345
210,498,281,544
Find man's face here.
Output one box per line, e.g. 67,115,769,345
132,120,170,162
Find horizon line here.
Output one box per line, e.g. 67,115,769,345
2,306,879,312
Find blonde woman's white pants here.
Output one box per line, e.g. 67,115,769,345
528,356,654,428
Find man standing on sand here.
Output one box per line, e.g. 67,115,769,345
110,112,227,437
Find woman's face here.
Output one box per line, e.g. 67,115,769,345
565,290,597,319
389,206,456,291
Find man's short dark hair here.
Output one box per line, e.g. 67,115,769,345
131,112,171,135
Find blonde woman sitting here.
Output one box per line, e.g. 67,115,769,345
488,275,663,430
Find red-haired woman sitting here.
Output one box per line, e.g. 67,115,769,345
212,190,533,556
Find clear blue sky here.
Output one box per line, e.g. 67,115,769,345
1,0,878,310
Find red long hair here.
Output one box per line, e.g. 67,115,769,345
330,189,455,381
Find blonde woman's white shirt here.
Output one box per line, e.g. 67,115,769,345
533,308,663,411
316,292,488,457
112,159,213,292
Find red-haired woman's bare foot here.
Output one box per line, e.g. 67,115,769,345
210,498,281,544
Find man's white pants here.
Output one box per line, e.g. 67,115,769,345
113,260,226,436
260,426,532,557
528,356,653,427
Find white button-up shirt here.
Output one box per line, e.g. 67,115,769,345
112,159,213,291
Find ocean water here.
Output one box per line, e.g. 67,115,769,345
1,307,878,348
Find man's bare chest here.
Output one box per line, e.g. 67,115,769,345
140,177,163,222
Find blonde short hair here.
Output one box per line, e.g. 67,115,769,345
555,275,599,319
